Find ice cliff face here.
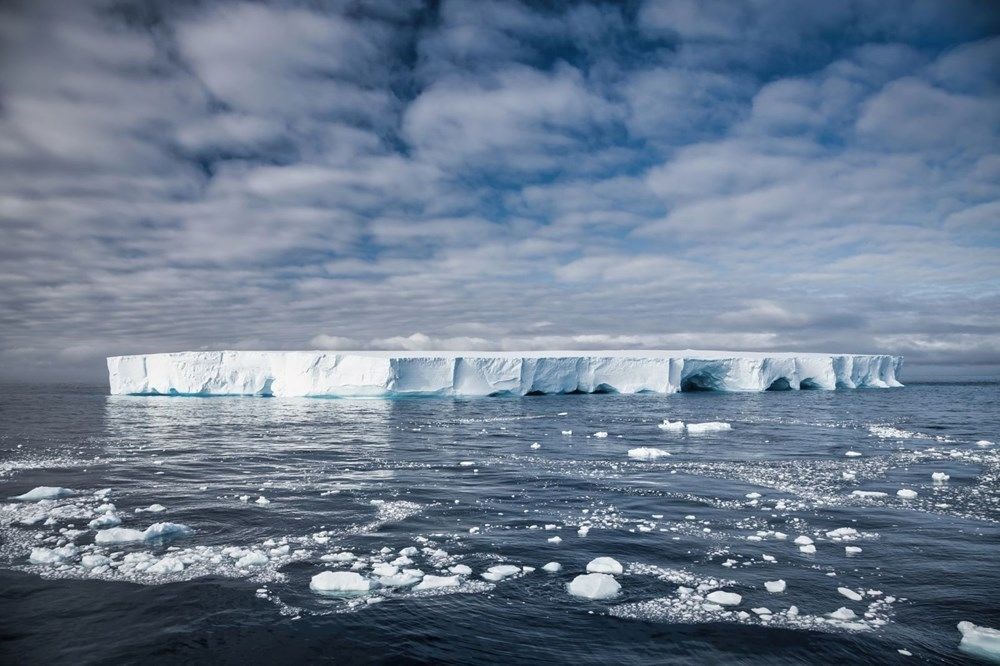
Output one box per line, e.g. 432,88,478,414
106,351,903,397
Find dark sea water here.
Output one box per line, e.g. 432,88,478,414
1,382,998,664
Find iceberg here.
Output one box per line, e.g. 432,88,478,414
107,350,903,398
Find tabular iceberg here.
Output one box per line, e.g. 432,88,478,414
107,350,902,397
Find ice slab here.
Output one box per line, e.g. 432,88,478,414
568,573,621,600
107,350,903,397
957,621,1000,660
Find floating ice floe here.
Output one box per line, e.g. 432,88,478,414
628,447,671,460
705,591,741,606
975,440,993,447
482,564,521,582
547,536,562,544
826,527,859,541
14,486,74,501
793,536,813,546
255,496,270,506
799,545,817,554
765,580,786,593
310,571,376,595
147,557,185,574
561,430,572,435
236,551,268,568
414,574,460,591
838,587,863,601
593,432,609,438
530,442,541,450
94,522,192,545
380,573,421,588
135,504,166,513
932,472,950,482
845,546,863,555
449,564,472,575
852,490,888,498
543,562,562,573
829,607,856,621
686,422,731,434
657,419,685,431
897,489,918,499
957,621,1000,660
587,557,623,575
568,573,620,600
88,513,121,529
845,451,862,458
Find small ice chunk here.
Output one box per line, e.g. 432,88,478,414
143,522,193,541
765,580,786,593
255,496,270,505
530,442,541,450
29,547,65,564
799,544,816,554
845,546,863,554
842,471,857,481
686,422,731,434
957,621,1000,659
458,461,475,467
975,440,993,446
745,492,761,499
323,551,355,562
852,490,888,498
237,551,268,568
310,571,376,594
88,513,121,529
414,574,460,590
577,526,590,537
561,430,572,435
95,527,146,544
829,607,856,621
547,536,562,544
628,447,670,460
593,432,609,438
380,573,421,588
897,489,918,499
794,536,813,546
371,562,398,577
657,419,685,431
81,554,111,568
586,557,623,575
542,562,562,573
751,607,771,616
932,472,950,482
826,527,859,540
482,564,521,582
705,591,742,606
845,451,862,457
567,573,620,600
838,587,863,601
449,564,472,576
136,503,166,513
14,486,74,501
147,556,185,574
399,547,418,556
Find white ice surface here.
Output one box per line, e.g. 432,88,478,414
310,571,375,594
568,573,621,600
957,621,1000,660
107,350,903,397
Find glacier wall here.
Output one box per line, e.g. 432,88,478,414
107,351,903,397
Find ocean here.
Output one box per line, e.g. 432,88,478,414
1,382,997,664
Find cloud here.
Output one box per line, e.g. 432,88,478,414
0,0,997,383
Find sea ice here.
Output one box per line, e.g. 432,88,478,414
236,551,268,568
897,489,918,499
586,557,623,575
957,621,1000,659
530,442,541,450
136,504,166,513
81,554,111,569
310,571,376,595
29,547,65,564
765,580,786,593
826,527,859,540
380,573,421,588
147,557,185,574
829,607,857,621
794,536,813,546
845,451,862,457
932,472,950,482
14,486,74,501
143,522,193,540
543,562,562,573
88,513,121,529
838,587,863,601
482,565,521,582
705,591,742,606
449,564,472,575
686,422,731,434
568,573,620,600
593,432,609,438
628,447,671,460
95,527,146,544
852,490,888,498
799,545,817,554
547,536,562,544
657,420,685,431
414,574,460,590
371,562,398,577
845,546,863,555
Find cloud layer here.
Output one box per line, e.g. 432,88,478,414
1,0,998,382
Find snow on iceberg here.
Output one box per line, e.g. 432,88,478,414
107,350,903,397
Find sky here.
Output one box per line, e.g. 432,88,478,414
1,0,998,383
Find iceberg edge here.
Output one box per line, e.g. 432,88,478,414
106,350,903,397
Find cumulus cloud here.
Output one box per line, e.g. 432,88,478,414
0,0,998,382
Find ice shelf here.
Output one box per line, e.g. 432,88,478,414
106,350,903,397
